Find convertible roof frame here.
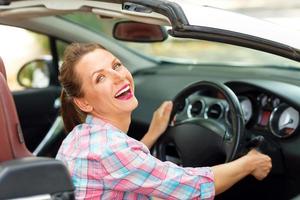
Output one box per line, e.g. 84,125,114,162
170,26,300,62
124,0,300,62
1,0,300,62
0,0,170,25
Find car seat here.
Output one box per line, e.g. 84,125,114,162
0,57,75,199
0,57,6,80
0,57,32,162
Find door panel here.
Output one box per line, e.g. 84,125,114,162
13,86,61,151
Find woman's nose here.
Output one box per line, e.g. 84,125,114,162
110,69,125,82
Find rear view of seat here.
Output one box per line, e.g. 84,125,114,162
0,57,74,199
0,57,32,162
0,57,6,80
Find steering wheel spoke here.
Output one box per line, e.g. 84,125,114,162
178,117,227,138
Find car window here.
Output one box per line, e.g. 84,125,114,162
56,39,68,64
0,25,51,91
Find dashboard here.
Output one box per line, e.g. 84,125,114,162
130,64,300,199
128,61,300,199
128,64,300,199
132,65,300,143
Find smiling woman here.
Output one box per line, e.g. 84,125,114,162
60,43,138,133
56,42,271,199
1,0,299,199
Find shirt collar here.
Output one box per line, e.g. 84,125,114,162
85,114,123,133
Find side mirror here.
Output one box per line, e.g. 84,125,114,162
17,58,51,89
113,21,168,42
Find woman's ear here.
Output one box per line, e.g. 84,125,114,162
73,97,93,113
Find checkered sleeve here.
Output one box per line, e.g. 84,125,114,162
100,138,215,199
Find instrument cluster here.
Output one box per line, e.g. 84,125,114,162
176,91,299,138
254,94,299,138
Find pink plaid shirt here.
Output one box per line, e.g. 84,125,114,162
56,115,215,199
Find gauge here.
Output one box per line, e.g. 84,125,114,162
269,103,299,138
172,98,189,124
187,100,204,118
239,96,253,123
226,96,252,124
205,103,223,119
272,97,280,108
258,94,268,107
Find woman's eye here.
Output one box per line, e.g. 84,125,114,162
96,75,105,83
113,62,122,70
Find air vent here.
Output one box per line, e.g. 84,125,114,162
206,103,223,119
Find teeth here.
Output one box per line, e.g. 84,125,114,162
115,85,130,97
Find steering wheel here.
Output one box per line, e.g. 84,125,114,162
155,81,245,167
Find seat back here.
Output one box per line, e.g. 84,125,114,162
0,57,74,199
0,57,6,80
0,58,31,162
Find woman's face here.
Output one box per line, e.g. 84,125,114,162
74,48,138,120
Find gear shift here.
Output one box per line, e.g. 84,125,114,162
246,135,265,150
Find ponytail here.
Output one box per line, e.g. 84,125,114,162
60,89,86,133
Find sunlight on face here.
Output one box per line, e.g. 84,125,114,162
74,48,138,121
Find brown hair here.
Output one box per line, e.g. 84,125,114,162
59,43,105,132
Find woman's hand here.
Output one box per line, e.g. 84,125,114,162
246,149,272,180
148,101,173,138
212,148,272,195
140,101,173,149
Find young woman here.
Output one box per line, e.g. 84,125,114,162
56,43,272,199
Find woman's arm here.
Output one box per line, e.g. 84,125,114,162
212,149,272,195
101,133,271,199
102,137,215,199
140,101,173,149
140,100,272,196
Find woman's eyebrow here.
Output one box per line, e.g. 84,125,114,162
90,58,118,78
91,68,104,78
111,57,118,65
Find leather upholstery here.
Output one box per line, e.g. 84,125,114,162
0,57,6,80
0,58,75,199
0,63,31,162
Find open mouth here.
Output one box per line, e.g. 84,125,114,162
114,84,133,100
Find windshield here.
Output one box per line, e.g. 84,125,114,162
61,13,300,69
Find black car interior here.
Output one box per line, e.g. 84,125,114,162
0,57,74,199
129,64,300,199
